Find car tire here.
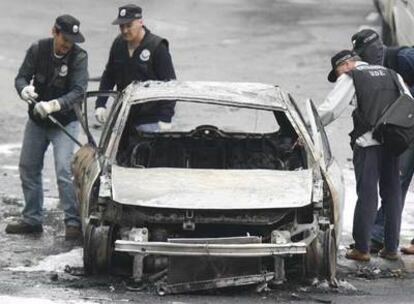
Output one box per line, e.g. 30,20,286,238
301,227,337,283
302,235,322,279
319,228,337,283
83,223,95,275
83,223,113,275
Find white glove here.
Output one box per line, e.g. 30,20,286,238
95,107,107,124
158,121,172,131
33,99,61,119
21,85,38,102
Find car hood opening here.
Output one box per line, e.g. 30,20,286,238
110,165,314,209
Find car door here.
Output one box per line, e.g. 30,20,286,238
72,91,120,229
305,99,345,244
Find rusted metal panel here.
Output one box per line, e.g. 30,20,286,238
111,165,313,209
166,236,262,286
156,273,275,295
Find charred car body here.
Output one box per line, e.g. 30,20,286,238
72,81,344,294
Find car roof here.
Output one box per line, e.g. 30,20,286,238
123,81,288,110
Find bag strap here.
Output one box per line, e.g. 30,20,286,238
391,71,405,96
374,71,405,124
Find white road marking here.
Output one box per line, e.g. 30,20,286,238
0,143,20,155
8,248,83,273
0,295,97,304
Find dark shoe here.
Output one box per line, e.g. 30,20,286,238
349,240,384,254
379,248,399,261
401,244,414,255
345,248,371,262
369,239,384,254
65,225,82,240
5,220,43,234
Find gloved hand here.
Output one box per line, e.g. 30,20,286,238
158,121,172,131
95,107,107,124
20,85,38,102
33,99,61,119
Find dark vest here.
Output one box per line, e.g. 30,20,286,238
111,30,167,92
349,64,400,145
31,38,83,127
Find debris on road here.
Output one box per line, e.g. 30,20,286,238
1,194,23,206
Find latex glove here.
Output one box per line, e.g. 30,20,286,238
33,99,61,119
20,85,38,102
95,107,107,124
158,121,172,131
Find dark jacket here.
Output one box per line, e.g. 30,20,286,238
385,46,414,94
357,42,414,94
349,64,400,145
15,38,88,127
96,27,176,124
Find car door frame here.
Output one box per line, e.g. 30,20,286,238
72,91,120,229
305,98,345,244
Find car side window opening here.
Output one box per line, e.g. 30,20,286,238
99,96,123,151
115,100,307,171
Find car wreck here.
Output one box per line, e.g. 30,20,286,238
72,81,344,294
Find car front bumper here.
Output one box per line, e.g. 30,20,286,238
114,239,307,257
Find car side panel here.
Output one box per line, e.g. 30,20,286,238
304,99,345,244
325,161,345,245
72,144,101,228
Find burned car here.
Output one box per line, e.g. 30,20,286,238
72,81,344,294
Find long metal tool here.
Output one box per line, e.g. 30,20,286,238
27,98,82,147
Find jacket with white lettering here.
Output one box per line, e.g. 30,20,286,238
97,27,176,124
349,64,400,145
15,38,88,127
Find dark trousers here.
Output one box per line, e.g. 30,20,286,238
353,145,403,253
371,145,414,244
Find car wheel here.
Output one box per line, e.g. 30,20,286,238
301,227,337,282
83,223,95,275
303,235,322,279
320,228,337,283
83,223,114,275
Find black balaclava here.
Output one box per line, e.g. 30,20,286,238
358,39,385,65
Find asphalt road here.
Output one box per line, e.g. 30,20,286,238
2,0,414,303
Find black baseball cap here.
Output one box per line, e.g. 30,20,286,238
327,50,358,82
55,14,85,43
112,4,143,25
352,29,379,54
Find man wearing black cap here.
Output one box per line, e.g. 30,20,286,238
352,28,414,255
5,15,88,240
95,4,176,131
352,29,414,95
318,50,410,261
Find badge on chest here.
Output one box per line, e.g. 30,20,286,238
139,49,150,62
59,64,68,77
